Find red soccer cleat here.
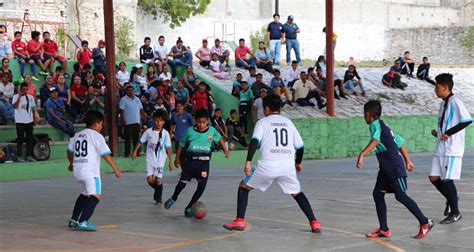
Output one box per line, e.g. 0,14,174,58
415,219,434,239
366,228,391,238
223,218,246,231
310,220,321,233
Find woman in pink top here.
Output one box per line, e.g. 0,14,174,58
195,39,211,67
23,74,36,98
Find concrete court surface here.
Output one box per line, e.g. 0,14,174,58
0,151,473,252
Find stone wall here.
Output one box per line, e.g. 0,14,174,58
386,26,474,64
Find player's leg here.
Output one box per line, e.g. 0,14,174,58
429,156,453,217
439,157,462,224
76,177,102,231
367,172,391,238
165,157,191,209
184,160,210,216
70,180,88,228
154,177,163,204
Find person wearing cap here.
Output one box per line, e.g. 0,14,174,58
211,38,230,67
46,86,76,138
12,82,37,162
195,38,211,67
132,63,147,92
267,13,285,65
140,37,155,68
92,39,106,75
85,81,106,115
235,38,257,70
282,15,301,64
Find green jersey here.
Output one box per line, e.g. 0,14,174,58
179,126,222,154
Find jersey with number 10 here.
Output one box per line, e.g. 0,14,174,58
67,128,112,178
252,114,304,174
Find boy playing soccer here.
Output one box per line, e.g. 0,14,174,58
223,94,321,233
132,110,173,204
67,110,122,231
357,100,433,239
429,73,472,224
165,109,230,216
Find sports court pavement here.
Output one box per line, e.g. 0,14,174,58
1,151,473,251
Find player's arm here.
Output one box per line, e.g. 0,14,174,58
443,120,472,140
295,146,304,173
131,141,142,160
245,138,259,176
67,150,74,171
218,137,230,158
356,139,378,169
399,145,414,172
102,154,122,178
174,145,183,168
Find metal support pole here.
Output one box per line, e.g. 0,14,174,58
325,0,335,116
103,0,118,155
275,0,279,14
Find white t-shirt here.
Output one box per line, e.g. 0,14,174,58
252,114,304,175
434,95,472,157
253,98,264,120
116,70,130,86
159,72,172,82
140,128,172,167
0,82,14,100
153,44,169,59
292,80,316,100
12,94,36,124
285,67,299,82
67,128,111,179
136,74,147,89
210,60,221,72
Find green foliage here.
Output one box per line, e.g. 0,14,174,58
459,26,474,50
137,0,211,29
56,27,67,52
115,17,136,59
249,25,268,52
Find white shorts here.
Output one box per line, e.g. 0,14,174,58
147,165,163,178
142,59,153,64
76,176,101,196
243,167,301,195
430,156,463,180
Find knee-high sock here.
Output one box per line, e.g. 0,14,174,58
78,196,100,222
394,190,428,225
154,184,163,201
445,180,459,215
71,194,88,221
20,63,25,76
172,181,187,201
186,180,207,209
373,190,388,231
237,187,250,219
431,179,449,200
293,192,316,222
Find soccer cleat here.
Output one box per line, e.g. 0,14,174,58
31,76,39,81
444,201,450,216
39,71,48,76
310,220,321,233
366,228,391,238
415,219,434,239
155,199,162,205
184,208,192,218
440,213,462,225
68,219,77,228
223,218,246,231
64,73,70,79
75,221,97,231
164,198,175,209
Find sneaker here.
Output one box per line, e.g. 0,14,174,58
310,220,321,233
16,157,25,162
31,76,39,81
223,218,246,231
353,92,359,96
26,156,36,162
444,201,450,216
75,221,97,231
155,199,162,205
64,73,70,79
39,71,48,76
184,208,192,217
308,102,315,107
68,219,77,228
440,213,462,224
286,100,293,106
164,198,175,209
366,228,391,238
318,103,327,109
415,219,434,239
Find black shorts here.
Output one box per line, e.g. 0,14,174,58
374,171,408,193
30,55,42,62
180,152,211,181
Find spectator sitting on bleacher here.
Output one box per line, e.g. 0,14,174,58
250,73,273,98
292,71,326,109
232,73,243,98
12,82,37,162
271,69,292,105
39,75,54,108
285,60,299,89
92,40,106,75
46,86,75,138
311,67,346,100
55,74,71,109
255,41,273,73
85,82,105,115
238,81,253,134
27,31,49,76
175,79,191,111
116,62,129,88
416,56,435,85
71,62,82,85
70,75,88,122
315,55,326,76
158,65,173,84
132,63,147,93
51,66,63,84
139,37,155,67
1,58,12,76
211,108,228,148
0,25,13,59
226,109,248,150
183,65,197,94
169,37,193,77
381,70,407,90
235,38,257,70
0,71,14,122
400,51,415,78
210,53,229,79
211,38,230,68
12,31,38,80
246,67,257,86
343,64,366,97
42,31,69,77
146,65,158,87
153,35,169,73
76,40,92,67
196,38,211,67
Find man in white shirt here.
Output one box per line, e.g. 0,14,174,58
292,71,326,109
211,38,230,67
252,88,267,123
12,82,37,162
0,71,14,122
285,60,299,89
153,35,169,72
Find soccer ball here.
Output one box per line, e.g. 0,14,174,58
191,201,207,219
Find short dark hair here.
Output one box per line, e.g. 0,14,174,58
248,67,256,72
158,35,165,40
81,40,89,46
144,36,151,42
83,63,92,70
43,31,50,36
230,109,237,114
236,73,242,77
142,92,151,100
422,56,428,60
195,109,209,120
14,31,21,36
175,100,184,106
404,51,410,54
239,38,245,42
364,100,382,119
263,94,282,112
55,66,63,72
214,108,222,113
273,13,280,18
435,73,454,91
322,27,326,33
73,62,81,72
291,60,298,65
153,109,168,121
273,69,280,74
31,31,41,39
307,67,314,72
20,82,29,88
256,73,263,77
85,110,105,127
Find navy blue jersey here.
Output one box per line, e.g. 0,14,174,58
267,22,283,40
369,119,407,178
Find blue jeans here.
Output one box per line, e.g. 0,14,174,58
286,39,301,63
49,119,75,137
170,52,192,77
269,39,282,65
236,58,256,69
0,99,14,121
344,80,365,93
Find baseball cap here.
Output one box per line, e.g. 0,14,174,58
49,86,57,92
135,63,143,68
260,88,267,93
288,15,294,20
388,71,395,78
98,39,105,44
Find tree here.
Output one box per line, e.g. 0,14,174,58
115,17,136,59
137,0,211,29
249,25,269,52
459,26,474,50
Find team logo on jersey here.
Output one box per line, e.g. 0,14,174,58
208,135,212,142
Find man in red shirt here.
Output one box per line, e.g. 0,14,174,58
27,31,49,76
191,82,211,111
76,40,92,67
11,31,38,80
42,31,69,78
235,38,256,70
70,75,88,122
